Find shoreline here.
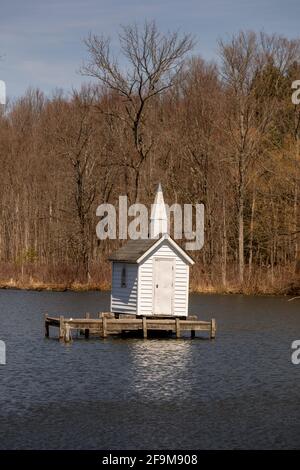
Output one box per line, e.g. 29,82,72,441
0,280,298,296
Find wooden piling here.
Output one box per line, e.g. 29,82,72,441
191,329,195,339
85,313,90,339
175,318,181,338
142,317,147,338
211,318,216,339
44,314,49,337
59,316,64,339
102,316,107,338
64,323,71,342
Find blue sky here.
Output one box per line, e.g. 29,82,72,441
0,0,300,99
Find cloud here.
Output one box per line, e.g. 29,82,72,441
1,0,300,98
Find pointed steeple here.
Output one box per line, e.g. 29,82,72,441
150,183,168,238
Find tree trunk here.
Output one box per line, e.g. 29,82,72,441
248,190,256,281
238,153,245,285
221,197,227,287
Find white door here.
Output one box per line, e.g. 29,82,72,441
153,258,174,315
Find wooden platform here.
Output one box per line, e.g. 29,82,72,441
44,313,216,342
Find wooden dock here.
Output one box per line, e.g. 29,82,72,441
44,313,216,342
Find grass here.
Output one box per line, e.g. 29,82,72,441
0,261,298,295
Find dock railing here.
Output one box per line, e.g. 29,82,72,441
45,313,216,342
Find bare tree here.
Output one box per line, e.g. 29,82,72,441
219,32,259,285
219,31,300,285
82,20,194,201
45,87,100,281
1,30,300,295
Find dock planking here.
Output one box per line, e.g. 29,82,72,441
44,313,216,342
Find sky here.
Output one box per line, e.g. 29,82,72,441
0,0,300,99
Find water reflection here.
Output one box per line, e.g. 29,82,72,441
130,339,192,399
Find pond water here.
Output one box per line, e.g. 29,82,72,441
0,290,299,449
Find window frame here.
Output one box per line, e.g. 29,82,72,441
121,264,127,288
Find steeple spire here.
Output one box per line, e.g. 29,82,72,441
150,183,168,238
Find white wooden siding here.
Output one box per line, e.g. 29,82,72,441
138,241,189,317
111,263,138,314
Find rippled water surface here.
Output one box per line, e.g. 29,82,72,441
0,290,299,449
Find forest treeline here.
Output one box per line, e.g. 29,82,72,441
0,23,299,294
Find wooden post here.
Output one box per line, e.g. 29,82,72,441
85,312,90,339
59,316,64,339
102,317,107,338
64,323,71,342
142,317,147,338
211,319,216,339
191,329,195,339
175,318,181,338
44,314,49,337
